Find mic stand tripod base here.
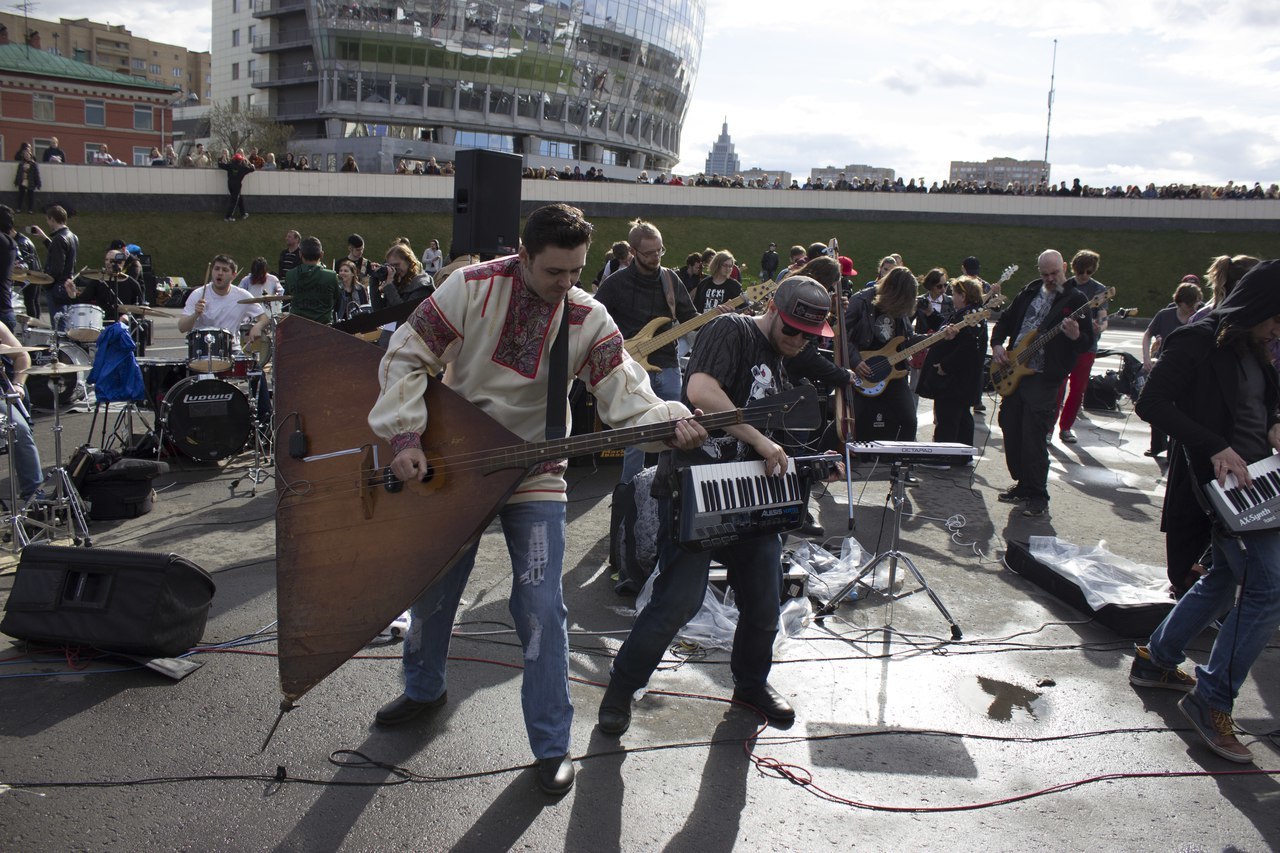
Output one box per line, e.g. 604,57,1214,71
814,460,962,641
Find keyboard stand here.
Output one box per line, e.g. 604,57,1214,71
815,460,963,640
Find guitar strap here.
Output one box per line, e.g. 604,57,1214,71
545,296,571,440
659,268,678,320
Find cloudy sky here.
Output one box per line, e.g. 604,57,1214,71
50,0,1280,186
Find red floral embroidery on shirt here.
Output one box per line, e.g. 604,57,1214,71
491,275,555,378
408,298,458,358
585,331,625,387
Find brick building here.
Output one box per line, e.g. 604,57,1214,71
0,40,181,165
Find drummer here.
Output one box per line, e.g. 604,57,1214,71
178,254,269,348
74,249,145,322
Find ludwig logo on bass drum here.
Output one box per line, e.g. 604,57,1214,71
184,393,236,403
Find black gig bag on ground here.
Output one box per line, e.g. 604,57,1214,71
1,545,215,657
81,457,169,519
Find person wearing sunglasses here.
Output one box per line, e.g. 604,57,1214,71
599,276,840,735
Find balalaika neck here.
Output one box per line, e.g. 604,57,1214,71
481,409,748,473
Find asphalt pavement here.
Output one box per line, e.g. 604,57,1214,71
1,319,1277,851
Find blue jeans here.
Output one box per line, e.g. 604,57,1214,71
3,398,43,499
610,496,783,693
402,500,571,759
621,365,681,485
1147,529,1280,712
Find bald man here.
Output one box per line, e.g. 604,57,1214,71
989,250,1094,517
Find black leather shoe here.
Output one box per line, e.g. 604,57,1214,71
732,683,795,724
597,683,633,735
800,510,824,538
997,486,1026,503
536,754,575,796
374,691,447,727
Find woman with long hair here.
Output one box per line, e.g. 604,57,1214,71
691,250,742,313
422,239,444,277
336,258,370,320
239,256,283,299
918,276,988,455
372,243,433,312
845,265,922,442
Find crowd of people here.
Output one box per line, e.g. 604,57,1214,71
23,137,1276,203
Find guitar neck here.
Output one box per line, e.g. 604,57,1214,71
1015,299,1093,365
482,409,747,472
634,291,751,356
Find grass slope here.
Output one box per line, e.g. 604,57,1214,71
38,210,1280,316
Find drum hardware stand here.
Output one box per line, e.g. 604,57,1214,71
41,369,92,547
815,460,962,640
90,398,154,455
0,388,59,550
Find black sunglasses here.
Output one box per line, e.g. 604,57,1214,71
780,320,822,342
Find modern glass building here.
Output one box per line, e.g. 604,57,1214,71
247,0,706,174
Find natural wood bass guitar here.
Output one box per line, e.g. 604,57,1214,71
624,280,777,373
989,286,1114,397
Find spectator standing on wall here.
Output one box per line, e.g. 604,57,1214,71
219,152,255,222
13,149,39,214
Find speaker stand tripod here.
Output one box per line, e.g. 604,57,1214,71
815,460,962,640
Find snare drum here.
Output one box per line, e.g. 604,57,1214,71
160,376,251,462
65,304,104,343
187,328,234,373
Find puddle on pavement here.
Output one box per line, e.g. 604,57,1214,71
957,675,1048,723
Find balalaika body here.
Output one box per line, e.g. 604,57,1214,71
673,458,806,551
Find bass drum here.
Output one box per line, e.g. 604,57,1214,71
26,345,90,412
161,376,251,462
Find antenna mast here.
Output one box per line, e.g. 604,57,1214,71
1042,38,1057,185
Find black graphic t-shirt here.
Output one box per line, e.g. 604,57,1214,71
681,313,790,463
692,276,743,314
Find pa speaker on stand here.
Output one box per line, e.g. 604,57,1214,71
450,149,523,260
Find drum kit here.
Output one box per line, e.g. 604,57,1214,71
135,293,286,478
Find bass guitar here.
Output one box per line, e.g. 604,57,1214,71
852,300,1002,397
989,286,1115,397
625,279,778,373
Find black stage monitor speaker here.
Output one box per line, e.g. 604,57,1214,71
451,149,522,258
1,545,215,657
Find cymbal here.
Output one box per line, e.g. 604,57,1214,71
75,269,106,281
26,362,93,376
237,294,291,304
118,304,175,318
0,344,47,355
13,270,54,285
17,313,49,330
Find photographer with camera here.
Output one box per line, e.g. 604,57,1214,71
370,243,433,312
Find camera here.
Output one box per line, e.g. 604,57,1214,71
369,265,391,285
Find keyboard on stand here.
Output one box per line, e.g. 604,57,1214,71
1204,454,1280,534
674,459,805,551
846,441,977,467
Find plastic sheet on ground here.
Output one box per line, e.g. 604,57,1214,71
633,537,867,650
1028,536,1170,611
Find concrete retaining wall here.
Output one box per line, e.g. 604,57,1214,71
21,164,1280,232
